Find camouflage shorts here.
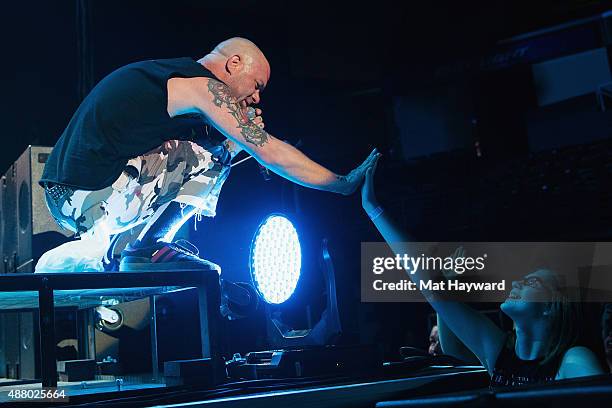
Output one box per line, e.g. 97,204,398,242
45,140,230,236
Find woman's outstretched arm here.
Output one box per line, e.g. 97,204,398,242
437,313,480,364
361,158,506,373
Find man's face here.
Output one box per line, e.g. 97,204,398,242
225,56,269,107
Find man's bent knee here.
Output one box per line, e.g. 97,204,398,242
44,186,114,236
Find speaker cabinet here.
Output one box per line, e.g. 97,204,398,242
2,165,18,273
13,146,72,273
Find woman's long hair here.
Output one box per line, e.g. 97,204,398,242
508,270,582,367
543,284,582,366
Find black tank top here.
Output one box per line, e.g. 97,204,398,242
490,343,562,387
41,57,225,190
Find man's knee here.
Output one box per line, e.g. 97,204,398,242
44,186,77,233
45,187,113,235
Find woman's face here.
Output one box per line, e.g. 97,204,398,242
500,269,558,321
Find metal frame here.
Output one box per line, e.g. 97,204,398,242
0,271,222,387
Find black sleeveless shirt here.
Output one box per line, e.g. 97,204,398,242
41,57,224,190
490,344,562,387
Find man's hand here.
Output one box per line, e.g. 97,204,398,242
336,149,381,196
361,151,381,211
243,106,265,129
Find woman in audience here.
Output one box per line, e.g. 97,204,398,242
361,156,604,386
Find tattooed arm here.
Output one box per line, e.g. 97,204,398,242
168,76,377,194
222,139,242,159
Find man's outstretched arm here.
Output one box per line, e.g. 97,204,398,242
168,77,377,195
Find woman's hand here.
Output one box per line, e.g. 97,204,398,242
441,246,466,280
361,153,381,214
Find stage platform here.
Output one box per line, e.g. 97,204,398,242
0,286,183,311
0,271,222,388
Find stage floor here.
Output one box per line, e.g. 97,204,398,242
0,367,489,407
0,375,165,404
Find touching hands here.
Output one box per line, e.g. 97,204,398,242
361,150,381,213
337,148,381,196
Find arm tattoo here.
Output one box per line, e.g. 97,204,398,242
222,139,242,158
207,79,269,147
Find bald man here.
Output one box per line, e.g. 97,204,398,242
38,37,377,272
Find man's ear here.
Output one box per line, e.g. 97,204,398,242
225,55,242,75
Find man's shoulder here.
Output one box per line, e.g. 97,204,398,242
167,76,215,93
100,58,216,92
123,57,190,66
116,57,210,75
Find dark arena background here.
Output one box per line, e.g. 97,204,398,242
0,0,612,406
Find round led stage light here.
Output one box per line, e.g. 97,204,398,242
249,214,302,304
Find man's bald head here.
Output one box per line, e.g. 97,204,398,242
212,38,265,59
201,37,270,106
211,37,270,78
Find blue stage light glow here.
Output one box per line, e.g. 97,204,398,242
250,214,302,304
